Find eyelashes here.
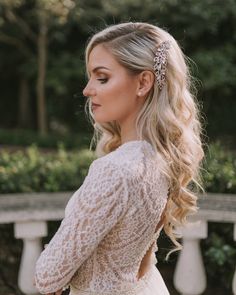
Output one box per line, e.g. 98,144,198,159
85,77,108,85
97,78,108,84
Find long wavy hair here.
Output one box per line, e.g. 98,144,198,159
83,22,205,259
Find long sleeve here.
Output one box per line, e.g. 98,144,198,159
34,159,129,294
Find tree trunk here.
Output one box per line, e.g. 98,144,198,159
18,77,31,128
36,11,48,135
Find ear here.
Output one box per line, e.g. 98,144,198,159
136,70,155,97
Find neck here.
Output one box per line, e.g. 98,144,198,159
118,112,145,145
120,126,141,145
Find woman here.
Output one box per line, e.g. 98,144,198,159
34,22,204,295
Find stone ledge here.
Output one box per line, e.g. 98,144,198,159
196,193,236,222
0,192,235,223
0,192,71,223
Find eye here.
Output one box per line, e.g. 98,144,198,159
97,78,108,84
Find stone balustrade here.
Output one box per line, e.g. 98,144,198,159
0,192,235,295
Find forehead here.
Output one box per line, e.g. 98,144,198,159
87,44,120,72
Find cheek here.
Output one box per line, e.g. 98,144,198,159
96,98,126,123
94,78,136,123
106,85,134,118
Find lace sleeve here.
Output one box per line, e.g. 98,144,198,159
34,159,129,294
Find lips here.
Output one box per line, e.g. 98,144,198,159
91,103,101,111
92,103,101,111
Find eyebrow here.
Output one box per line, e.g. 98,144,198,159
90,66,111,73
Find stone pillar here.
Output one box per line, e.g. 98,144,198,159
233,223,236,295
14,221,47,295
174,220,208,295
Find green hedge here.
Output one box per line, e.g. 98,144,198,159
0,144,96,193
202,141,236,193
0,128,92,149
0,141,235,194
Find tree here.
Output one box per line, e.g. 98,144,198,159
0,0,80,134
0,0,235,141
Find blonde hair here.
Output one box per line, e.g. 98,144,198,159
84,22,205,259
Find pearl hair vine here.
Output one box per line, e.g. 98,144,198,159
153,40,171,91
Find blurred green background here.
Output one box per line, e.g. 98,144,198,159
0,0,235,145
0,0,235,294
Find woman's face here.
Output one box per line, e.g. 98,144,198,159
83,44,141,125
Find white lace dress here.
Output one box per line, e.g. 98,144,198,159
34,140,170,295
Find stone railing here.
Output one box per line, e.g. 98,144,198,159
0,192,235,295
174,193,236,295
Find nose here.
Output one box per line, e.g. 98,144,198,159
83,81,96,97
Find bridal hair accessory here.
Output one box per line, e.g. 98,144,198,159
153,40,171,90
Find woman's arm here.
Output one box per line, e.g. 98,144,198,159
34,159,128,294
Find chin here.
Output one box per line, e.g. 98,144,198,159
94,117,116,124
93,113,111,122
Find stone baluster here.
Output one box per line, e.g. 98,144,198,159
173,220,208,295
14,221,47,295
233,223,236,295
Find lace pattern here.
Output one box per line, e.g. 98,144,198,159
69,264,155,295
34,140,169,294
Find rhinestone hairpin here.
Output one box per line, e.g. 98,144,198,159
153,40,170,90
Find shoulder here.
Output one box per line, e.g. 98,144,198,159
89,140,153,180
86,154,127,186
